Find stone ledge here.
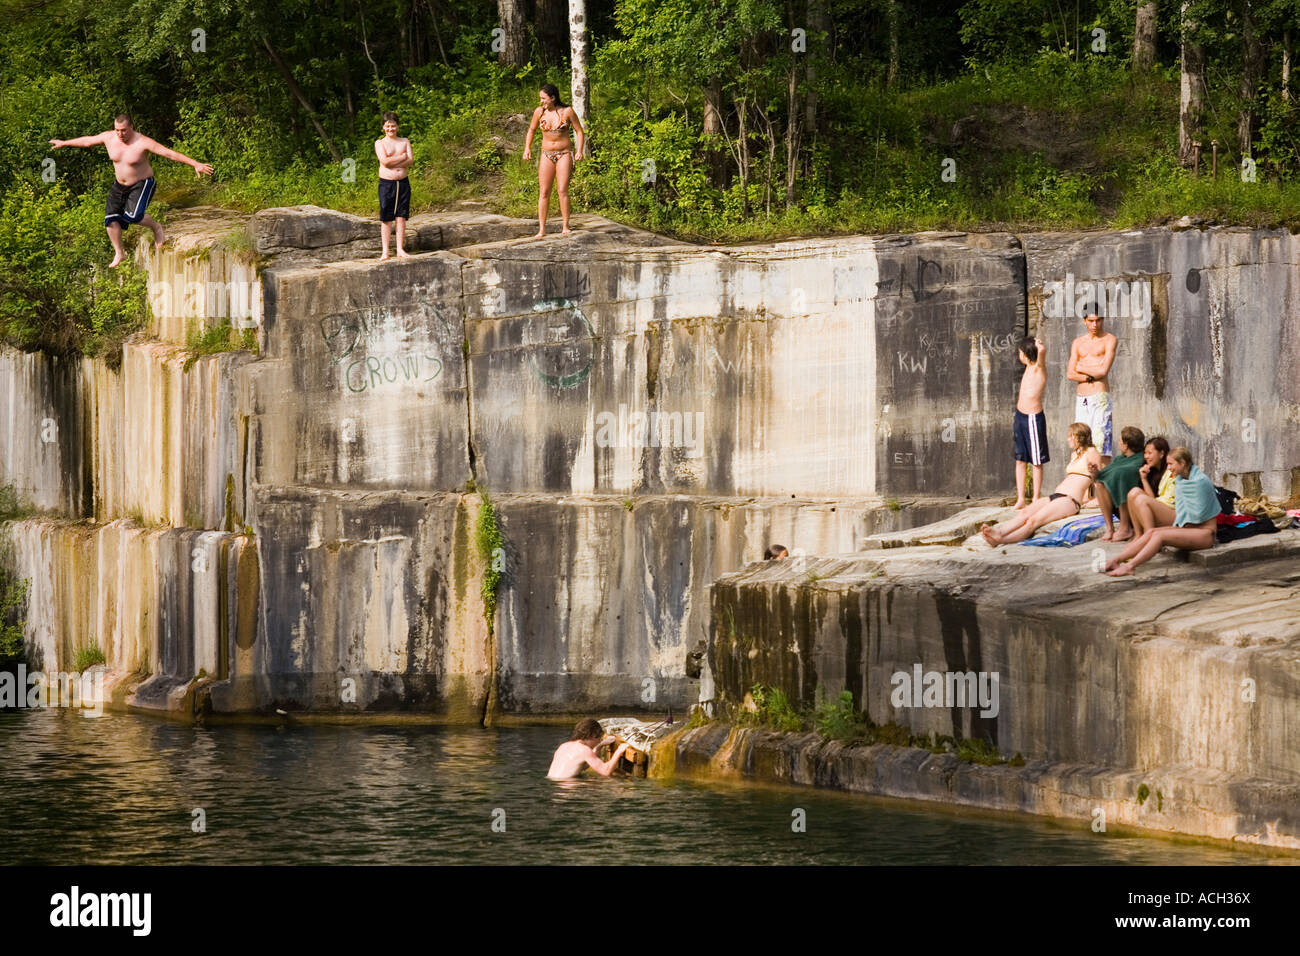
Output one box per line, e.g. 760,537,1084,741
653,724,1300,850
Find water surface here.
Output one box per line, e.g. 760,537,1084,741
1,710,1288,865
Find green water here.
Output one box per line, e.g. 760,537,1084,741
0,709,1289,865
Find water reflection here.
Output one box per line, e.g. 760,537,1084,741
0,710,1291,866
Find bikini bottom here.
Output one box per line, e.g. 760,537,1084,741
1049,492,1081,508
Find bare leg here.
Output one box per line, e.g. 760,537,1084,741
1127,489,1152,536
380,221,392,260
1030,463,1043,503
555,151,574,232
139,213,165,250
1113,503,1133,541
106,222,127,267
983,496,1054,544
1097,483,1116,539
535,156,556,238
989,496,1079,545
395,217,409,257
1107,526,1215,575
1014,460,1027,509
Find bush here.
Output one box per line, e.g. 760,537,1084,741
0,182,148,359
737,683,804,732
0,571,30,665
73,643,106,672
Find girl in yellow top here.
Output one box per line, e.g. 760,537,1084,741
1126,436,1175,535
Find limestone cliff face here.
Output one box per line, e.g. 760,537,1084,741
1,206,1296,717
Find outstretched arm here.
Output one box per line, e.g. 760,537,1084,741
583,742,629,776
49,132,107,149
144,137,214,177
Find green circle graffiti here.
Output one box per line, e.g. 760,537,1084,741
530,298,595,389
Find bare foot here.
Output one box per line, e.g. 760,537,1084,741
1100,529,1114,541
1106,563,1135,577
980,525,1000,546
532,230,546,239
1030,496,1043,506
396,249,410,258
1013,499,1027,511
378,253,391,262
1112,529,1133,542
151,221,165,250
109,252,126,268
561,226,572,235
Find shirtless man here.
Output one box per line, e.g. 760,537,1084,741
49,113,214,267
547,718,630,779
374,112,413,260
1012,336,1048,508
1066,313,1117,462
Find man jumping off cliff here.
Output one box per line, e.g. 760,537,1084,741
1066,313,1117,463
50,113,214,267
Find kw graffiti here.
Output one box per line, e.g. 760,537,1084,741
897,351,928,373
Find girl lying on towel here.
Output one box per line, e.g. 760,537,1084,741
1103,447,1220,576
981,423,1104,546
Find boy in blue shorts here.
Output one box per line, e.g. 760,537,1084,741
1012,336,1048,508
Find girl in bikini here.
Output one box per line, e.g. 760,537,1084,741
522,83,586,237
981,422,1104,546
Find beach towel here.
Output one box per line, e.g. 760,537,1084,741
1020,513,1107,547
1175,466,1221,527
1096,452,1144,511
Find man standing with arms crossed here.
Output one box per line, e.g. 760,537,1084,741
1067,312,1117,464
50,113,214,267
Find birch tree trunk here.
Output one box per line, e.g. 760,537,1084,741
569,0,590,140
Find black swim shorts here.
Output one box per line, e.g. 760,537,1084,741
1013,409,1049,465
104,177,156,227
378,178,411,222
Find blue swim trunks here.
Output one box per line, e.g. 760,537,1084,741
104,177,156,227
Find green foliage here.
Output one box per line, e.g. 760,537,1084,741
475,492,505,634
1137,783,1150,805
73,642,106,672
0,570,29,665
684,706,713,729
0,182,148,358
0,484,33,523
183,318,258,370
737,683,804,732
813,689,870,740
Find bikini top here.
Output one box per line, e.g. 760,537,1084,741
1063,452,1095,482
539,109,571,132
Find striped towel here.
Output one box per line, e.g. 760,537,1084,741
1019,513,1108,547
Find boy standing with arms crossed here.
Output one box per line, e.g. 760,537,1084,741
1012,336,1048,509
375,112,413,260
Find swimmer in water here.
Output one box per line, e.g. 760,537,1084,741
547,717,629,779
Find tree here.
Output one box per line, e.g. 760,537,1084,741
1133,2,1158,69
570,0,590,129
1179,1,1207,166
497,0,527,67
